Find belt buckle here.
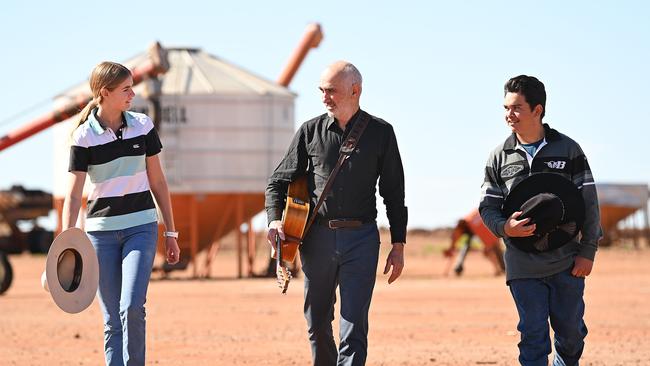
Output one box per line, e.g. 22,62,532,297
327,220,339,229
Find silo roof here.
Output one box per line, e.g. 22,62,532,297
597,183,649,208
161,47,295,96
57,46,295,98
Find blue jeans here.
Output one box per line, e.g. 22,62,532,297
508,267,588,366
87,222,158,366
300,223,381,366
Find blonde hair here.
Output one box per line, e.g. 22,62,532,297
76,62,132,130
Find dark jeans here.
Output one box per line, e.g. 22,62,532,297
508,267,588,366
300,223,380,366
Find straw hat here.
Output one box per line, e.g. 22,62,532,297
43,228,99,313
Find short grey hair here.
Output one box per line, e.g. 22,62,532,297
342,63,363,86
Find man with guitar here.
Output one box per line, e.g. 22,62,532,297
265,61,407,366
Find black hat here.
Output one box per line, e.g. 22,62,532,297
503,173,585,253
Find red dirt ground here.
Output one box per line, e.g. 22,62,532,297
1,231,649,365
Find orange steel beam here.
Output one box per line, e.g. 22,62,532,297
247,218,255,277
0,42,169,152
276,23,323,87
202,199,236,278
190,195,199,278
236,195,244,279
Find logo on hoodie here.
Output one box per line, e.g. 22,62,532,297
501,164,524,178
546,160,566,170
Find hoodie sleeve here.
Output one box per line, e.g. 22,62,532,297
479,151,508,238
570,143,602,260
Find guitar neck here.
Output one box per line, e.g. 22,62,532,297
275,233,283,267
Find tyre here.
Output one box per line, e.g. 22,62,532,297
27,229,54,254
0,251,13,295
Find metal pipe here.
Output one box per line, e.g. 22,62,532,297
276,23,323,87
0,42,169,152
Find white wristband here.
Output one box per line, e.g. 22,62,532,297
163,231,179,239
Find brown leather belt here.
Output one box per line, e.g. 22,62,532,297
316,218,374,229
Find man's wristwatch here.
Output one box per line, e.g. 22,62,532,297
163,231,179,239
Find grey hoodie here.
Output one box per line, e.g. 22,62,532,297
479,124,602,282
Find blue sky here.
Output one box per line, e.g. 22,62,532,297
1,1,648,229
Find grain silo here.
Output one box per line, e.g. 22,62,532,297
50,25,323,277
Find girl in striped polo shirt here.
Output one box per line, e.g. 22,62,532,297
63,61,180,366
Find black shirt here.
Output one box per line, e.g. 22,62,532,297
265,109,408,243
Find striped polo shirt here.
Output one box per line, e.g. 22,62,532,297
69,109,162,231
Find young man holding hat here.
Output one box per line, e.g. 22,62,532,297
479,75,602,366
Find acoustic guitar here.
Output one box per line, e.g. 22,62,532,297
271,175,309,293
274,233,291,294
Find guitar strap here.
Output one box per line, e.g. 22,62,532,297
302,111,370,238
